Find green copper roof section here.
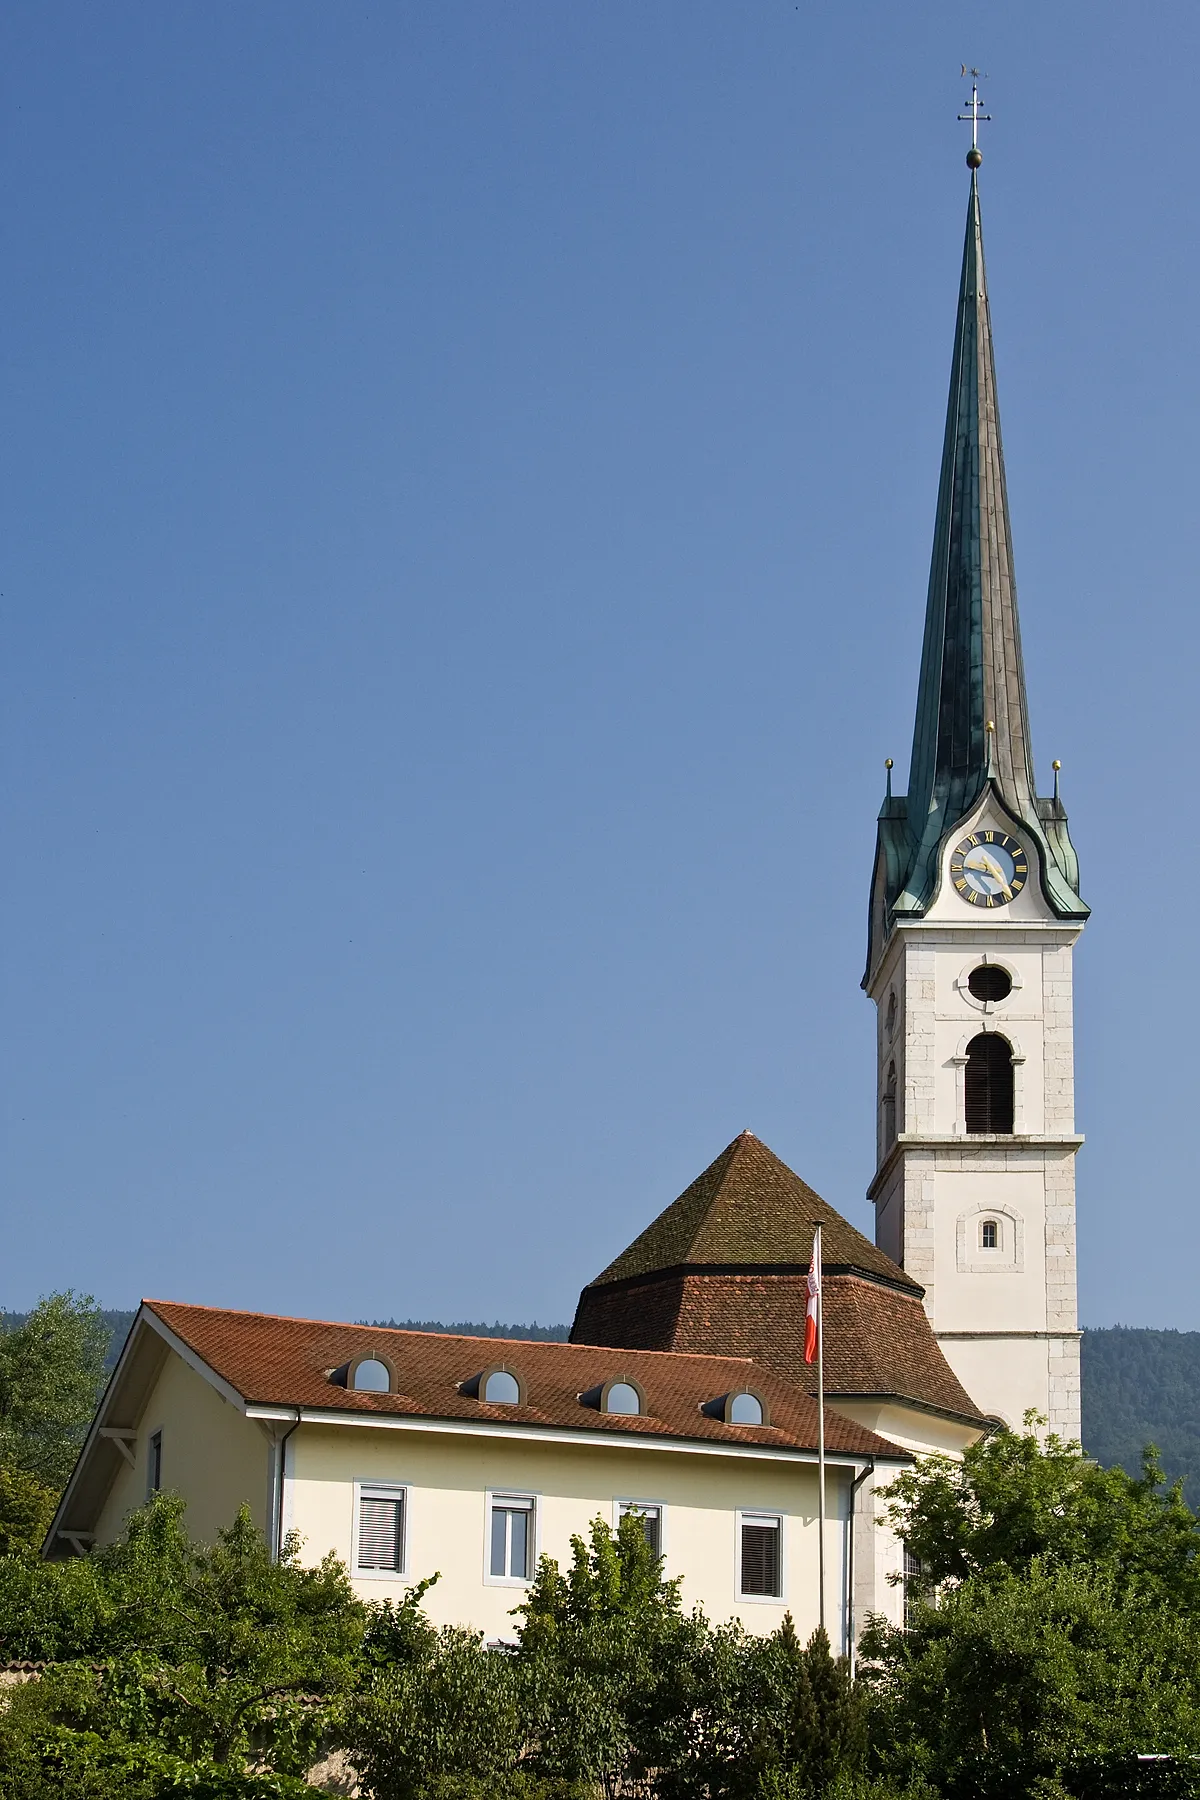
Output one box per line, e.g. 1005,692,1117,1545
875,172,1086,931
906,171,1034,856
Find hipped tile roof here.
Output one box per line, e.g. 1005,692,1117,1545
572,1134,986,1426
588,1132,919,1290
146,1301,907,1462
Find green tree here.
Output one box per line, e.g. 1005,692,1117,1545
0,1493,366,1780
514,1510,700,1793
0,1292,110,1490
881,1413,1200,1607
0,1463,59,1558
860,1420,1200,1798
753,1619,866,1796
510,1518,872,1800
347,1624,527,1800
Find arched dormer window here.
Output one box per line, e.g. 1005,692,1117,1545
965,1033,1014,1134
725,1390,769,1427
481,1367,523,1406
601,1379,644,1416
350,1356,393,1394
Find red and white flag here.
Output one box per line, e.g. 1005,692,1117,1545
804,1228,821,1364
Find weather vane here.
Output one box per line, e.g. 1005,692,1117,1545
958,66,991,169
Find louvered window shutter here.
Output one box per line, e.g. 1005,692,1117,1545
357,1492,404,1571
740,1518,781,1596
965,1033,1014,1133
620,1503,661,1559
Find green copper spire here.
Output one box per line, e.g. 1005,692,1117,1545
905,171,1035,862
864,167,1085,980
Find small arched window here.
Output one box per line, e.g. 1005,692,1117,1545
602,1380,643,1416
882,1060,897,1146
482,1368,522,1406
351,1357,392,1393
981,1219,999,1250
964,1033,1014,1133
726,1391,767,1426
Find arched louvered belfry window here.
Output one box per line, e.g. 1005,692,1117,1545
964,1033,1014,1134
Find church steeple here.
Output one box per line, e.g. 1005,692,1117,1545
866,160,1086,979
863,117,1087,1444
906,171,1035,855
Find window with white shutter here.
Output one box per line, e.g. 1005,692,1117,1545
355,1486,405,1575
738,1513,782,1599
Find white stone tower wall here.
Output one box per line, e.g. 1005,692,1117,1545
867,809,1083,1439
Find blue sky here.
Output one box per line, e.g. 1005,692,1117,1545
3,2,1197,1330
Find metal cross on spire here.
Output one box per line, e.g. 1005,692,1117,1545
958,66,991,169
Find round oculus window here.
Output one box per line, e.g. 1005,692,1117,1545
968,964,1012,1003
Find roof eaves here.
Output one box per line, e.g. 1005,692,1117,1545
242,1402,913,1464
580,1260,924,1300
43,1304,168,1557
824,1389,989,1431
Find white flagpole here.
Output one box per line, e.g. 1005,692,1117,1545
813,1221,826,1635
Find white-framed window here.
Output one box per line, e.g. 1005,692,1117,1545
146,1429,163,1500
353,1482,406,1577
616,1498,664,1561
737,1511,783,1602
487,1492,536,1584
980,1218,999,1250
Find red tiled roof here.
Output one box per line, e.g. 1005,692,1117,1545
146,1301,909,1462
574,1271,983,1422
571,1134,986,1425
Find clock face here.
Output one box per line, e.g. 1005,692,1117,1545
950,831,1028,907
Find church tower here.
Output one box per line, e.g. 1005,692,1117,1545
864,142,1088,1439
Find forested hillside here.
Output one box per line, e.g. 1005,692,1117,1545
7,1310,1196,1494
0,1309,567,1375
1081,1325,1200,1495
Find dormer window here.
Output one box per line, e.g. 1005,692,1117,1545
350,1356,393,1394
726,1391,767,1427
482,1368,522,1406
601,1379,644,1417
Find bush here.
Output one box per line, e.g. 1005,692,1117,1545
347,1625,526,1800
0,1693,314,1799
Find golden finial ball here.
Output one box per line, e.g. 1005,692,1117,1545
885,758,893,770
1053,759,1061,771
966,147,983,170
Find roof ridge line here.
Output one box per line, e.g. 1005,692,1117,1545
151,1301,769,1364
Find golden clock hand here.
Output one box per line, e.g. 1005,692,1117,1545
964,851,1013,901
